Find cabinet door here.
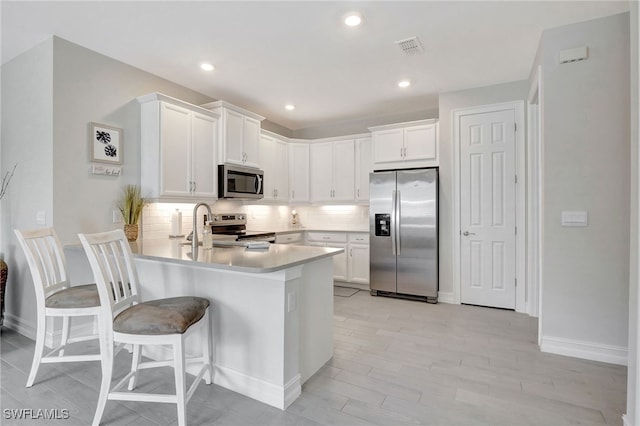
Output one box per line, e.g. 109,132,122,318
310,142,333,202
373,128,404,164
224,109,245,165
273,138,289,201
160,103,192,197
332,139,355,201
289,143,310,202
349,243,370,284
404,124,437,161
243,117,261,168
259,134,277,200
331,243,348,281
191,112,217,198
355,137,372,201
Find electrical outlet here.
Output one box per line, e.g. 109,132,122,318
112,210,121,223
36,211,46,225
287,292,297,312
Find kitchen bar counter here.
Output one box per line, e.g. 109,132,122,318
66,237,341,410
129,238,343,273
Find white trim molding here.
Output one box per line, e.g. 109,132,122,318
451,100,527,313
540,335,628,366
437,291,455,304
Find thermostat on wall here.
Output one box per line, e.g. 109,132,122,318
561,211,588,227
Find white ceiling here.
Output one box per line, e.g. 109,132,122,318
1,1,630,131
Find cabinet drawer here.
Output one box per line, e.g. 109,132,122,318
348,233,369,244
306,232,347,244
276,233,302,244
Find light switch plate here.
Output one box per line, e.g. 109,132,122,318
36,210,46,225
561,211,588,227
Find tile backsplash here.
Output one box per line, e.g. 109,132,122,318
141,201,369,239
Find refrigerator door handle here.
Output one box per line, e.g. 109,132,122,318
391,190,397,255
396,190,401,255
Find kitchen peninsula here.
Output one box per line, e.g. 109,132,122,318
67,238,343,410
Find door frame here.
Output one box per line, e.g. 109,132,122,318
452,100,526,313
528,66,545,335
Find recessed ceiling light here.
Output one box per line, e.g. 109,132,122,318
398,80,411,88
344,13,362,27
200,63,214,71
285,104,296,111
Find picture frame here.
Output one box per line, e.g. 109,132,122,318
90,122,123,164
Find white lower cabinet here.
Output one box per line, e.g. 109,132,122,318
305,232,369,288
347,233,370,285
275,232,303,244
305,232,348,281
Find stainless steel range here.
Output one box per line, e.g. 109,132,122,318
208,213,276,242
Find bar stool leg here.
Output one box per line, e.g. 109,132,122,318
173,337,187,426
128,344,142,390
59,316,70,356
93,320,112,426
27,311,47,387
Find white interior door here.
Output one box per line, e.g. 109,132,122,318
460,109,516,309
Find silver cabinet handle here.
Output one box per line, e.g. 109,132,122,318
350,248,353,257
292,190,295,199
463,231,476,236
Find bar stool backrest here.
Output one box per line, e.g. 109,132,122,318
15,228,69,306
78,229,141,332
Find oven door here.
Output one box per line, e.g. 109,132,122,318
218,164,264,199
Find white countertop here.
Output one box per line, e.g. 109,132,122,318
269,227,369,234
69,238,344,274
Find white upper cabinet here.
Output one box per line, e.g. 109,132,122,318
201,100,264,169
355,137,372,202
260,131,289,202
310,139,355,203
289,142,310,203
370,119,439,170
138,93,218,201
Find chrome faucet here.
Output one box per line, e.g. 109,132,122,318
192,202,213,255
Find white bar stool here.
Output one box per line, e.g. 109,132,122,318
79,229,213,426
14,227,102,387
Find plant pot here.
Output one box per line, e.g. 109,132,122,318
0,259,7,327
124,224,139,242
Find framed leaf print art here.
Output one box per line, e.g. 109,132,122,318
90,122,123,164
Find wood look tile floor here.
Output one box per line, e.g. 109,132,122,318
1,290,627,425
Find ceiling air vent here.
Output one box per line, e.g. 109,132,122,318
395,36,424,56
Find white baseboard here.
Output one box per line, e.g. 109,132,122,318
214,364,301,410
437,291,455,304
142,345,300,410
540,335,628,366
3,312,36,340
3,313,97,348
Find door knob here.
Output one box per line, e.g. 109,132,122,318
463,231,475,236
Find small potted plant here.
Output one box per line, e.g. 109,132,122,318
117,185,147,241
0,164,16,327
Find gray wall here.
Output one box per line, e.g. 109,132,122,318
1,39,54,330
627,2,639,422
1,36,215,335
438,81,529,297
627,1,639,422
536,13,630,349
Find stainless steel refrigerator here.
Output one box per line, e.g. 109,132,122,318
369,168,438,303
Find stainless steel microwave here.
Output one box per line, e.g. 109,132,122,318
218,164,264,199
